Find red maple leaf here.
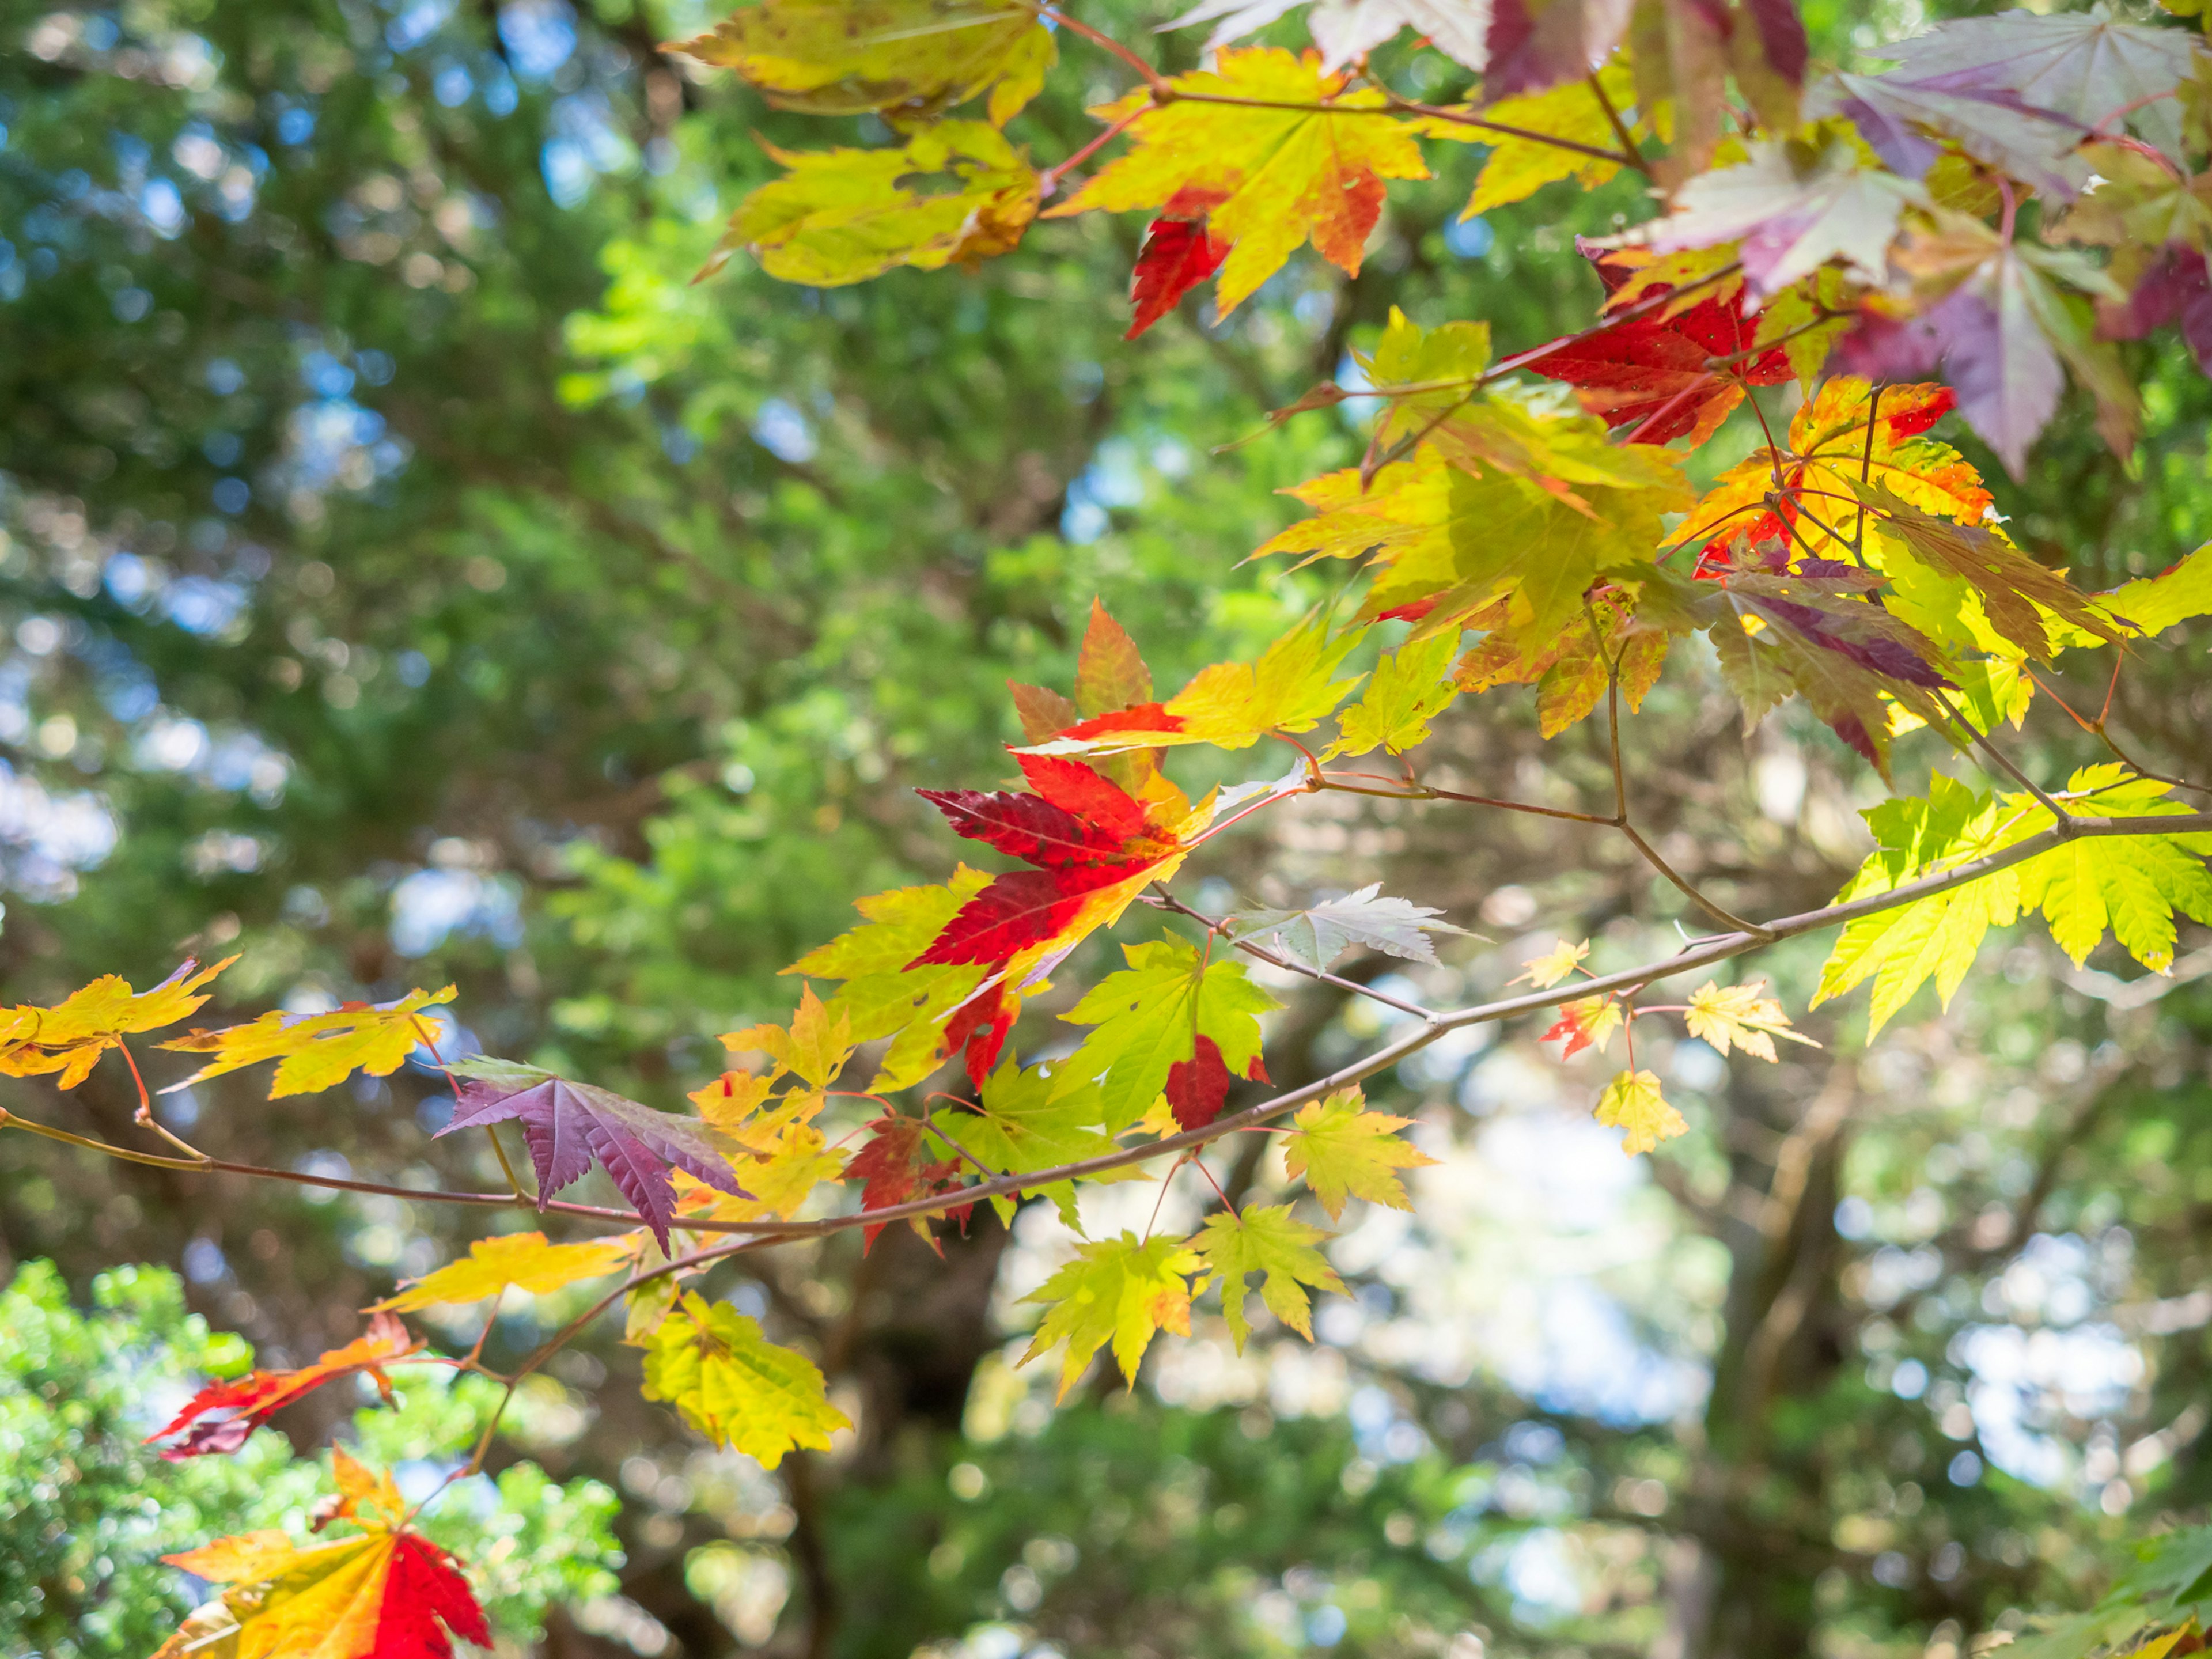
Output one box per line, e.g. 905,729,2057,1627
147,1312,423,1459
940,982,1018,1086
1016,753,1152,841
914,864,1136,968
1128,218,1229,340
912,755,1184,972
1525,246,1794,445
844,1115,970,1253
1053,702,1186,744
1163,1035,1269,1132
380,1533,494,1658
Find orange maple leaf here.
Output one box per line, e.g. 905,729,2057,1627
146,1312,424,1459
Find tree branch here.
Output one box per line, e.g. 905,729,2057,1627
12,812,2207,1245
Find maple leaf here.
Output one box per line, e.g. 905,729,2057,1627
676,1120,847,1226
1193,1203,1344,1351
1281,1086,1438,1221
1227,881,1470,969
1047,48,1429,316
1593,1067,1687,1154
1513,936,1589,988
1167,0,1492,72
1483,0,1634,99
1430,66,1642,219
1522,244,1794,446
156,1450,488,1659
2051,141,2212,257
929,1059,1127,1224
0,956,231,1090
1255,417,1690,650
146,1313,424,1459
1628,0,1812,174
370,1232,634,1313
1816,10,2196,193
1684,979,1817,1062
160,985,456,1100
1164,1035,1270,1132
1814,767,2212,1033
908,747,1217,987
437,1059,745,1251
639,1292,850,1467
1696,568,1955,778
1540,993,1623,1059
715,983,855,1094
1329,630,1459,757
785,866,994,1090
1848,228,2127,480
1673,377,1990,579
711,122,1039,286
1020,1231,1200,1399
671,0,1054,128
1637,132,1930,299
1059,935,1278,1132
1126,205,1230,339
2099,244,2212,377
843,1113,968,1252
2105,543,2212,636
1855,482,2121,660
1455,590,1669,736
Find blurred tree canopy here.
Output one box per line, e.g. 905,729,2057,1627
3,1,2212,1657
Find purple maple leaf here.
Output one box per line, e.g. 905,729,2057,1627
436,1061,745,1249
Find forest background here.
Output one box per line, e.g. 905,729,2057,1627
3,0,2212,1657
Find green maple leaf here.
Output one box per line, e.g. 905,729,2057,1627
1192,1204,1343,1351
929,1060,1126,1225
1330,630,1459,758
1059,937,1279,1131
1020,1231,1199,1399
639,1294,850,1468
2105,544,2212,637
1281,1087,1438,1221
1815,766,2212,1033
788,867,991,1089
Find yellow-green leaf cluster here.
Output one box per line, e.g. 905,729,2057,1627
1281,1086,1437,1220
640,1293,850,1467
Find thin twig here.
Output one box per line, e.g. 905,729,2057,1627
1586,72,1642,169
1039,5,1168,91
1592,602,1772,938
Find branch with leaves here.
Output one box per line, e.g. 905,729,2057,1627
14,2,2212,1655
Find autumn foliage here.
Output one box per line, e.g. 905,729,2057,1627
10,2,2212,1655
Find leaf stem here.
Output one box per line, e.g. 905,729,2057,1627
1142,888,1441,1022
1585,72,1643,169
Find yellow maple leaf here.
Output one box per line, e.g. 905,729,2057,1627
1047,48,1429,315
1593,1069,1687,1156
1020,1231,1200,1399
1684,979,1820,1063
0,956,233,1090
1281,1086,1438,1221
1421,65,1642,218
158,986,456,1099
369,1231,635,1312
670,0,1054,128
639,1292,850,1467
1513,938,1589,989
676,1122,844,1223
